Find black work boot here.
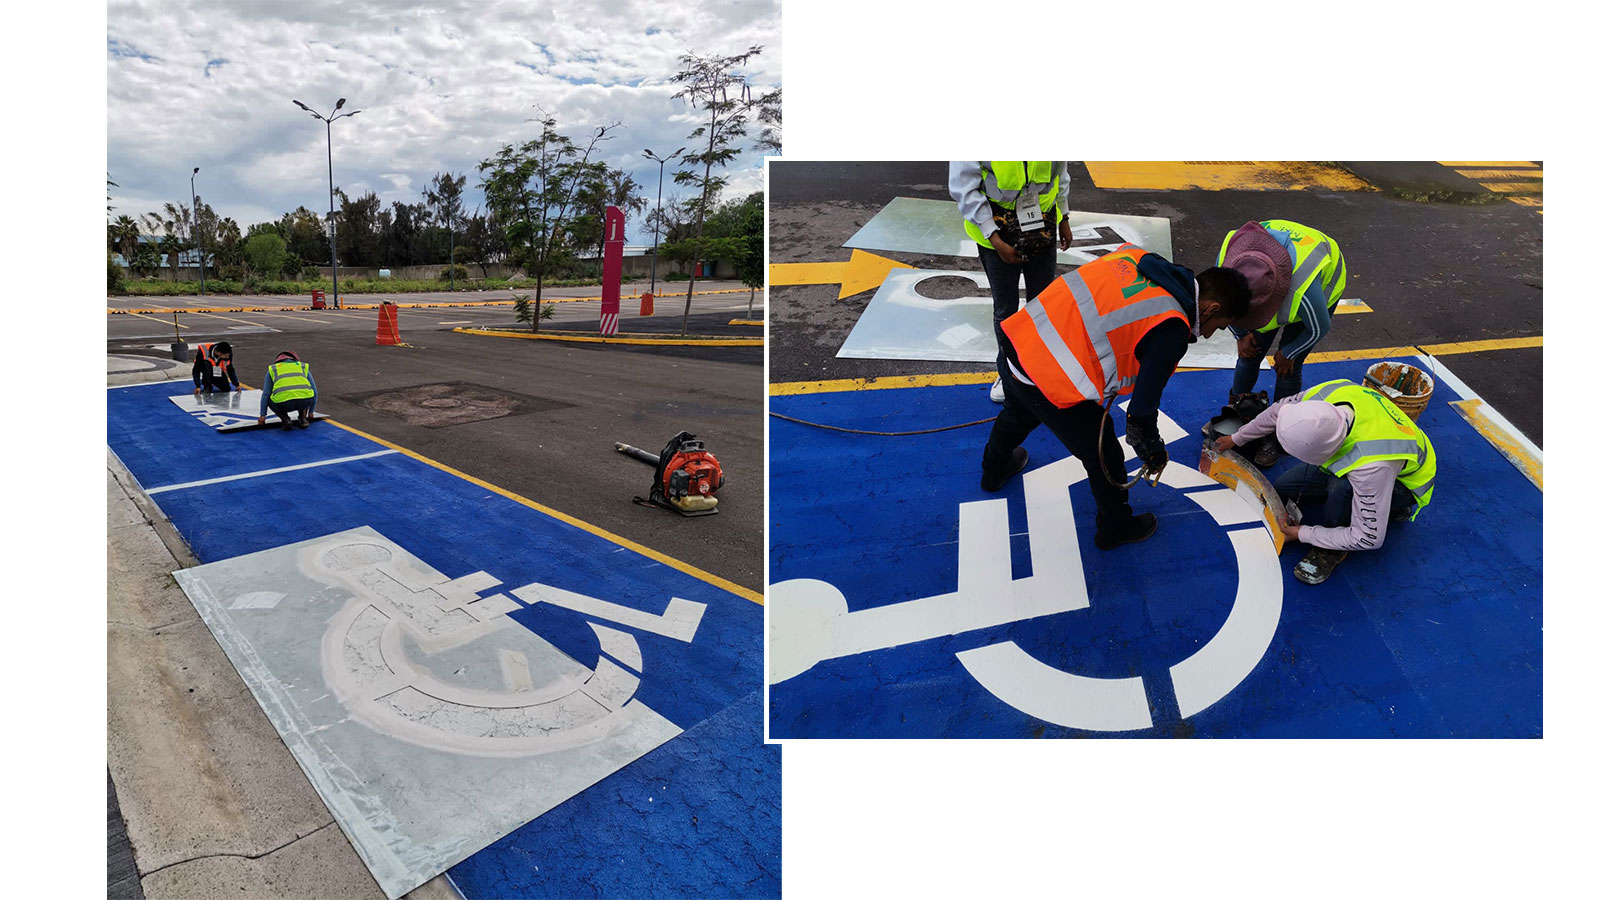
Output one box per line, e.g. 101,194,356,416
980,447,1028,492
1094,512,1157,551
281,417,294,431
1293,547,1348,585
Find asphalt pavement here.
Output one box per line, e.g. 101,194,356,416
768,161,1542,445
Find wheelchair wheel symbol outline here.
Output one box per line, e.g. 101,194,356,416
769,424,1284,732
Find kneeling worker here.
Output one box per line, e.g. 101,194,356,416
1213,378,1435,584
981,244,1252,549
257,351,317,430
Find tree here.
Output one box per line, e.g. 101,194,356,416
215,217,243,269
423,171,467,288
478,111,618,331
243,232,288,280
109,215,140,260
754,86,782,154
670,45,770,333
383,201,429,268
335,189,385,268
142,203,193,278
276,206,328,265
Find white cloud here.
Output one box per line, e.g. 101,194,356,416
106,0,779,243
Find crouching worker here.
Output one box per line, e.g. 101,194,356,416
257,351,317,430
192,341,240,394
1214,378,1436,585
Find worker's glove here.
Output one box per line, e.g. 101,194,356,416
1126,418,1168,473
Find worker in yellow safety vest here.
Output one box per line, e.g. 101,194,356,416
1217,219,1348,467
191,341,240,394
1214,378,1435,584
950,162,1073,404
981,244,1253,550
256,351,318,430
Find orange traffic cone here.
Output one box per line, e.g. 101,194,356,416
376,302,401,345
640,292,655,317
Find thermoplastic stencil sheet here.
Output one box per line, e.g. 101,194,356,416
842,196,1175,264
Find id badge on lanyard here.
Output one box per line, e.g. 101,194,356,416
1015,181,1046,232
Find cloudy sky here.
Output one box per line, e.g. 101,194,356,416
106,0,781,245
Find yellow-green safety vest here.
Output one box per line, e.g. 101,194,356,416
1217,219,1347,331
1302,379,1436,519
964,161,1064,250
267,360,314,404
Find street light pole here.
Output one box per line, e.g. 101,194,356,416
190,167,204,297
293,98,362,309
642,147,685,297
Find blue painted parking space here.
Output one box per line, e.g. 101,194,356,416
107,381,778,897
768,359,1542,739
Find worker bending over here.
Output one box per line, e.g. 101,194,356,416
1214,378,1435,585
256,351,317,430
1218,220,1348,466
192,341,240,394
981,244,1251,550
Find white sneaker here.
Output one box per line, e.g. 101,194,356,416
989,377,1005,403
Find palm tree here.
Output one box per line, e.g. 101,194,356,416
109,215,139,259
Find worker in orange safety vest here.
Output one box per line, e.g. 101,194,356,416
980,244,1252,549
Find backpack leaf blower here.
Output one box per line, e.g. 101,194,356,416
617,431,725,516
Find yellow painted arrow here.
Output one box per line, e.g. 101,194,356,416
768,249,914,299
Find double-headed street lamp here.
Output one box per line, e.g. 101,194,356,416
190,167,204,296
642,147,686,297
292,97,361,309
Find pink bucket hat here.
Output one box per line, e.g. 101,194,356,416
1222,222,1293,332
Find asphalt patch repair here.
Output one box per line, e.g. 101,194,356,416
347,381,573,428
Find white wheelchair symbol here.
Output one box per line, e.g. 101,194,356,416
769,410,1284,732
304,533,704,756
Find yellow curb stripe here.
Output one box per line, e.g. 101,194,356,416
771,337,1542,395
1482,182,1544,194
324,419,763,605
1450,398,1542,491
1508,197,1543,208
1439,161,1537,167
116,309,190,328
1455,169,1543,180
110,289,748,316
456,327,763,347
728,319,765,326
1333,300,1373,315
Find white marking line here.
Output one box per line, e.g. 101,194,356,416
511,583,706,643
146,449,400,494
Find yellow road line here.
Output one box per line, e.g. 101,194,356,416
1084,161,1373,192
456,327,763,347
324,419,764,605
1439,161,1537,167
770,337,1542,395
1450,399,1542,491
1482,182,1544,194
1508,197,1544,208
189,310,269,327
728,319,765,327
1333,300,1373,315
1454,169,1543,180
117,309,190,328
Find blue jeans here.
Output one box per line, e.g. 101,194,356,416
1273,463,1414,528
1231,321,1307,401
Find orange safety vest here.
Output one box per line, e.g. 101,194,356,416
197,342,230,376
1001,244,1189,408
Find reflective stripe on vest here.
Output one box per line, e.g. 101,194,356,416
1216,220,1345,331
1302,379,1437,519
966,161,1061,250
268,361,314,403
1002,245,1187,408
198,342,228,378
